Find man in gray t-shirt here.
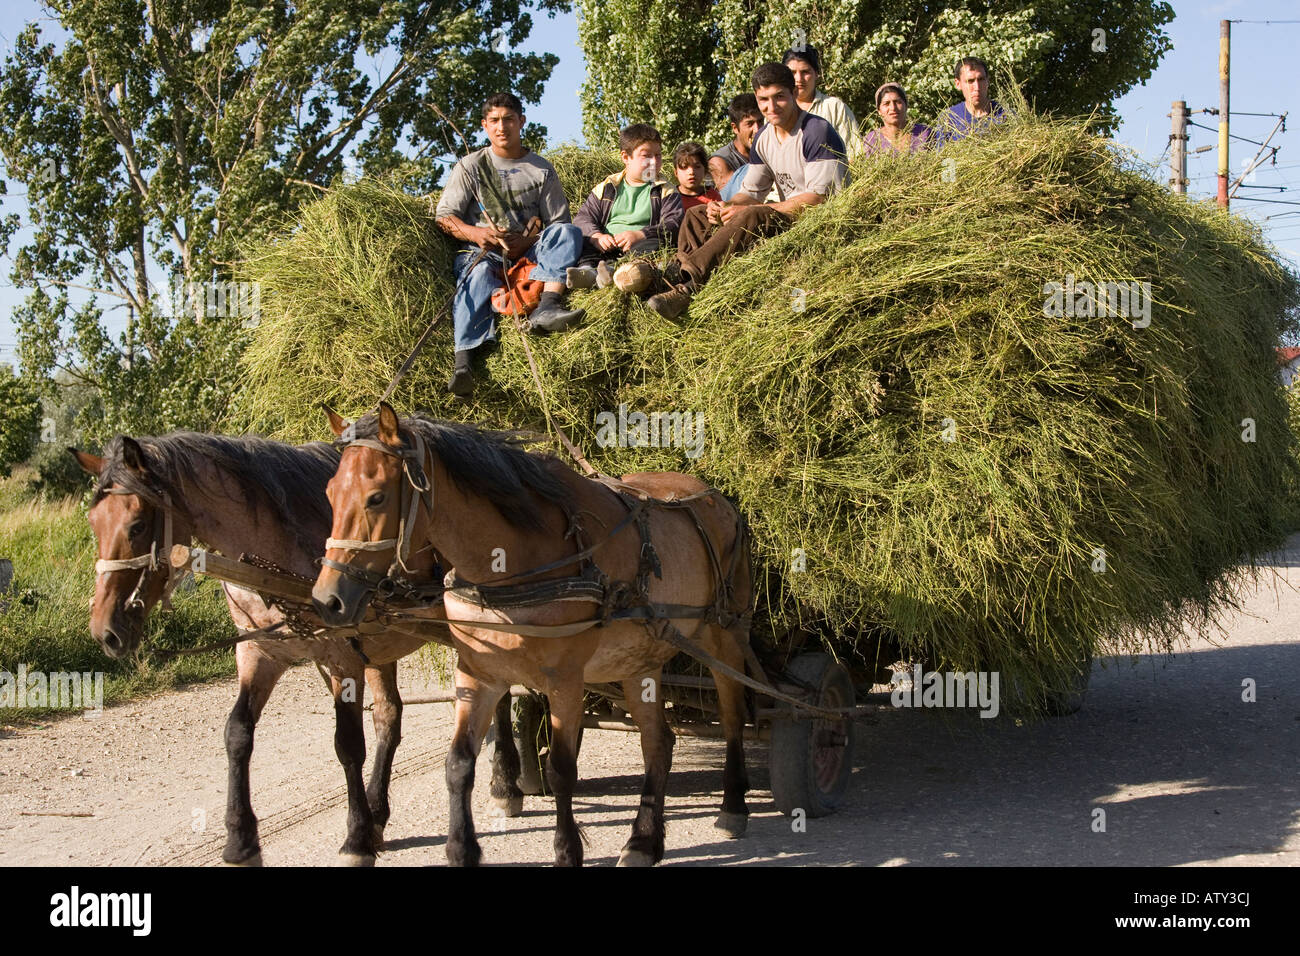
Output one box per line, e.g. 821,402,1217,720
437,148,570,235
648,64,848,320
434,93,585,398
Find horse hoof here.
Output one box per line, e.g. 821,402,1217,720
337,852,376,867
221,851,263,867
516,769,544,796
372,824,386,849
616,848,656,867
492,794,525,817
714,812,749,838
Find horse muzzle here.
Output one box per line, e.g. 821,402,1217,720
312,572,371,628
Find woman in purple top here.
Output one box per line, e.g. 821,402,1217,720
861,82,933,155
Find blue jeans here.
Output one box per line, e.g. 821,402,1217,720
451,223,583,352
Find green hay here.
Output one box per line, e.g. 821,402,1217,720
234,114,1300,713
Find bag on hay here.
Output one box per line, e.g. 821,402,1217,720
491,258,544,315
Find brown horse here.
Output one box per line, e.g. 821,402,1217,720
312,404,754,866
72,431,525,865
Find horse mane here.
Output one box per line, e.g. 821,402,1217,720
94,432,341,552
345,412,573,531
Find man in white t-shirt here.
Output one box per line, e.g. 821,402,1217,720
648,62,849,319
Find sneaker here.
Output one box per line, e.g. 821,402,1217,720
595,260,614,289
529,301,586,333
447,367,473,398
566,265,598,290
646,283,693,319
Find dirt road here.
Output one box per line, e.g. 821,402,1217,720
4,536,1299,866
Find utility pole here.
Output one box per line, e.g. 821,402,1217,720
1217,20,1230,208
1170,100,1188,194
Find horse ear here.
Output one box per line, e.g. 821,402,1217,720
120,436,147,474
323,405,347,437
377,402,401,446
68,448,104,476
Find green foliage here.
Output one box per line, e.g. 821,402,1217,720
0,472,235,721
579,0,1174,148
27,373,101,498
0,0,569,445
0,364,41,477
236,117,1300,714
578,0,722,150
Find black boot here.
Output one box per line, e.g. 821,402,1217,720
529,290,586,334
447,350,473,398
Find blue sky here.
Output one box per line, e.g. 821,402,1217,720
2,1,1298,367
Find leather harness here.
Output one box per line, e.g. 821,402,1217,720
93,485,187,611
327,430,752,640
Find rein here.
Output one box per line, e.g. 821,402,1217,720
93,486,187,611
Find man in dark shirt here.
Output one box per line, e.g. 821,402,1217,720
708,94,762,195
939,56,1005,143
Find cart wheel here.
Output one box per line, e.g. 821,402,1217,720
769,652,855,818
1043,651,1093,717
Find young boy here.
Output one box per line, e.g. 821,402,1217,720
569,123,684,289
673,142,721,211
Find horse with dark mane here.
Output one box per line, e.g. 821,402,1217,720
72,431,524,865
313,404,755,866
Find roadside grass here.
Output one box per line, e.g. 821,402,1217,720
0,467,236,725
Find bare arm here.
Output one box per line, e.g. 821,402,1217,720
435,214,493,248
708,157,734,189
769,192,824,217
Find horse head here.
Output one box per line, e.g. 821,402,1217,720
71,437,193,659
313,403,437,628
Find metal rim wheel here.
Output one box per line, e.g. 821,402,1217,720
769,652,855,818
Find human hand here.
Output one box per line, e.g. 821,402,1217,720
612,230,645,251
717,203,744,225
498,231,536,259
705,201,725,225
594,233,619,252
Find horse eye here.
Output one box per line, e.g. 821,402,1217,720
367,492,385,509
128,521,148,538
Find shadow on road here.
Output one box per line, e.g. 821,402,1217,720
636,639,1299,866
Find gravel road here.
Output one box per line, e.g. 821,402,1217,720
3,536,1299,867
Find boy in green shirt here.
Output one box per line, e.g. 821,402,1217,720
569,124,684,289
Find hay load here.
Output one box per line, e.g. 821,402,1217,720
235,113,1300,711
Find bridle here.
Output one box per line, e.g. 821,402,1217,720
319,430,444,603
93,484,186,612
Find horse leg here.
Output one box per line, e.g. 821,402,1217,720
445,665,508,867
709,625,751,837
331,666,378,866
488,693,525,816
545,679,586,867
363,662,402,849
617,670,674,866
221,645,287,866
